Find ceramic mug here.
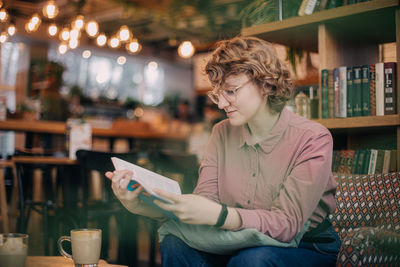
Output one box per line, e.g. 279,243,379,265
0,233,29,267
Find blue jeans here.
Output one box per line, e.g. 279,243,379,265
160,226,341,267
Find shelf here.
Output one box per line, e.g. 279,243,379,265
313,114,400,129
241,0,399,51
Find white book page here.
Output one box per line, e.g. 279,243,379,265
111,157,181,199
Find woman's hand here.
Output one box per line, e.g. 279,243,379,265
105,170,143,210
153,189,221,225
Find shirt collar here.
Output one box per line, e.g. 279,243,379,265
239,108,290,153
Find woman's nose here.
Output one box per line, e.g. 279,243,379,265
217,94,230,109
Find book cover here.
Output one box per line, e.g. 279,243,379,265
374,149,385,174
367,149,378,174
351,150,360,174
337,150,348,174
328,69,335,118
361,64,370,116
375,62,385,116
344,150,355,174
333,68,340,117
382,150,391,173
389,150,397,172
338,66,347,118
369,64,376,116
362,150,371,174
384,62,397,115
346,66,353,117
111,156,181,220
355,150,366,174
321,69,329,118
352,65,362,117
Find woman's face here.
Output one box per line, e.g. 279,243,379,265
217,74,267,126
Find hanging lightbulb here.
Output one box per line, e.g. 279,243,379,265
118,25,131,42
0,32,8,43
7,24,16,36
70,28,80,40
96,33,107,46
60,27,70,41
126,38,141,53
82,50,91,59
31,13,41,25
48,24,58,36
0,8,7,22
58,43,68,54
109,36,120,48
25,21,36,33
85,20,99,37
117,56,126,65
42,0,59,19
178,41,195,58
72,15,84,30
69,39,79,49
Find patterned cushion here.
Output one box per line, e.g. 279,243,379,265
331,172,400,266
331,172,400,240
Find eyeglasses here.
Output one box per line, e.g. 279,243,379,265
207,79,252,105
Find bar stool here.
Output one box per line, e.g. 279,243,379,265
0,160,15,233
12,153,79,255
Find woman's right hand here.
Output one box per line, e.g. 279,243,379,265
105,170,143,210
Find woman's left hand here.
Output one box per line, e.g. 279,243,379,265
153,189,221,225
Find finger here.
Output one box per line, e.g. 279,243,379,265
153,188,180,203
153,199,174,211
112,170,132,184
105,172,113,179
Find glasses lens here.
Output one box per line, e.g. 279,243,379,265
208,92,219,104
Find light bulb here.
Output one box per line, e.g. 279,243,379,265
69,39,79,49
31,14,41,25
48,24,58,36
85,20,98,37
96,33,107,46
126,39,141,53
178,41,195,58
82,50,91,59
0,8,7,22
58,43,68,54
0,32,8,43
7,24,16,36
118,25,130,42
117,56,126,65
60,27,70,41
109,36,120,48
70,28,80,40
43,0,59,19
72,15,84,30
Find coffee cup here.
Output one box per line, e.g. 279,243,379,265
0,233,29,267
57,229,101,267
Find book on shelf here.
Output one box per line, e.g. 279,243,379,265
352,65,362,117
111,156,181,220
346,66,353,117
361,64,370,116
328,69,335,118
333,68,340,117
332,149,395,174
338,66,347,118
384,62,397,115
321,69,329,118
298,0,319,16
369,64,376,116
375,62,385,116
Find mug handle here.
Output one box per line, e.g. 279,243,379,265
57,236,72,259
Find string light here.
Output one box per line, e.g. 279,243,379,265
96,33,107,46
85,20,99,37
0,32,8,43
58,43,68,54
117,56,126,65
7,24,16,36
42,0,59,19
60,27,70,41
126,39,141,53
178,41,195,58
69,39,79,49
72,15,84,30
109,36,120,48
0,8,7,22
82,50,91,59
118,25,131,42
48,24,58,36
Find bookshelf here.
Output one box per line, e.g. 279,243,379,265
242,0,400,171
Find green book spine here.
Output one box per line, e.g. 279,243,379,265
361,64,370,116
328,69,335,118
356,150,365,174
351,150,360,174
362,150,371,174
375,149,385,174
321,69,329,118
352,65,362,117
346,66,353,117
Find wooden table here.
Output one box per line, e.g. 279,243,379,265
26,256,128,267
0,119,187,150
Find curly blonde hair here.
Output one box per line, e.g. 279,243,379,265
205,36,293,114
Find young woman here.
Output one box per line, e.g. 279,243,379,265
106,36,340,266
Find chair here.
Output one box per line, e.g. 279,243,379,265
0,160,15,233
145,150,199,267
330,172,400,266
12,151,79,255
75,149,142,266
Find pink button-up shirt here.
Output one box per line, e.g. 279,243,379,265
194,108,337,242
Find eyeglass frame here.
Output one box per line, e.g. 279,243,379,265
207,79,253,105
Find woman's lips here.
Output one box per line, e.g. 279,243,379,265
226,110,236,117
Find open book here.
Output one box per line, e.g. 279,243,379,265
111,157,181,220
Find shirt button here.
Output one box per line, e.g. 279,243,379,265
252,173,256,177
